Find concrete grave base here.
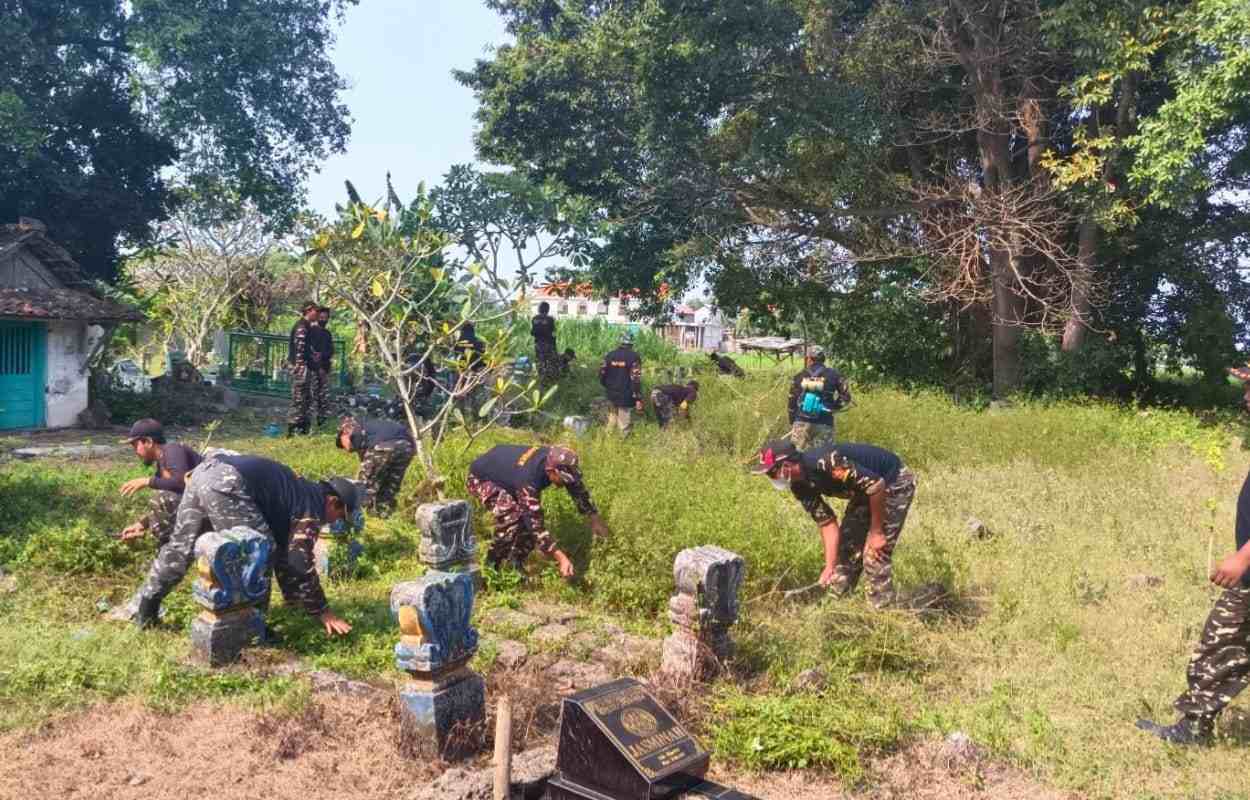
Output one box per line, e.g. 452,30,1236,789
190,606,264,666
398,667,486,760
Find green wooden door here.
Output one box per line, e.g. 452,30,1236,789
0,321,46,429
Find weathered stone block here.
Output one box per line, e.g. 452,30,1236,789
398,668,486,760
672,545,745,629
562,415,590,436
392,571,480,675
190,606,265,666
416,501,478,572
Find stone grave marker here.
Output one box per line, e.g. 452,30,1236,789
190,526,271,666
661,545,745,681
545,677,758,800
416,500,480,584
392,571,485,759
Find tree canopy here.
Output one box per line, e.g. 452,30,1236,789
0,0,356,280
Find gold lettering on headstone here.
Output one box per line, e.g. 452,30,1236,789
587,686,648,716
626,726,685,759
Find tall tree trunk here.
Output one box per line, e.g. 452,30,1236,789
1062,217,1098,351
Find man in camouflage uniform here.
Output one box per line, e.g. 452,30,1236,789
752,439,916,609
1137,365,1250,745
308,306,335,429
599,331,643,435
787,350,851,448
108,419,203,622
708,352,745,377
337,416,415,516
287,302,319,435
532,301,560,386
651,380,699,429
131,453,361,638
467,444,610,579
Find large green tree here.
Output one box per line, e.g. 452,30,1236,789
461,0,1250,396
0,0,356,280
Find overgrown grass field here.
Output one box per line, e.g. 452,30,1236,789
1,351,1248,798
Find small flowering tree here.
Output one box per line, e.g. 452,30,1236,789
304,189,552,486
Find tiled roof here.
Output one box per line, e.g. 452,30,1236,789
0,287,144,323
0,224,92,290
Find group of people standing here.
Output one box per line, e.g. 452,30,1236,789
287,302,336,436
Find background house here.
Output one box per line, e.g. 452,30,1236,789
658,304,728,352
527,282,641,323
0,219,143,429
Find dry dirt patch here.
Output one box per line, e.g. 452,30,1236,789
1,697,1074,800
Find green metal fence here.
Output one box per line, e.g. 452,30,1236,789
221,330,349,397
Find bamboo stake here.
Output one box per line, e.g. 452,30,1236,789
493,694,513,800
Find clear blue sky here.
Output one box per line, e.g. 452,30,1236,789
305,0,509,217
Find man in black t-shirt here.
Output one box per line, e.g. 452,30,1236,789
752,439,916,608
308,306,335,428
116,418,202,545
1138,365,1250,745
467,444,610,578
708,352,745,378
132,454,361,638
337,417,415,515
599,332,643,435
650,380,699,428
787,350,851,448
532,301,559,385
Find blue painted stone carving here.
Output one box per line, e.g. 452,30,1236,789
415,501,477,570
391,572,479,674
192,526,272,611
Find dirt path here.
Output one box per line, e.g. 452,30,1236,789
0,698,1075,800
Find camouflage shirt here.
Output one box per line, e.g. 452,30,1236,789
790,443,901,525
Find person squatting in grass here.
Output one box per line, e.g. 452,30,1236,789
1137,364,1250,746
308,305,335,429
600,331,643,435
752,439,916,608
466,444,610,579
131,453,361,637
651,380,699,429
287,301,320,436
787,349,852,449
708,351,746,377
336,416,415,516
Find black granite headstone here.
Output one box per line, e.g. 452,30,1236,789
552,678,710,800
546,776,760,800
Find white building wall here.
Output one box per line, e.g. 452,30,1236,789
44,321,102,427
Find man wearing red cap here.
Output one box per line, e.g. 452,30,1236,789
467,444,610,578
1137,363,1250,745
752,439,915,608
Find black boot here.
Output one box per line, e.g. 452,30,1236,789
1135,716,1213,746
286,423,298,438
134,595,162,629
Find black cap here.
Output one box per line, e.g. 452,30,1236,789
121,418,164,444
749,439,799,474
326,477,362,517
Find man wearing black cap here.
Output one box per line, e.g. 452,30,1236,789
599,331,643,435
1137,363,1250,745
651,380,699,429
116,419,202,544
337,416,415,516
752,439,915,608
308,306,335,429
467,444,610,578
287,302,320,435
787,349,851,449
131,453,360,637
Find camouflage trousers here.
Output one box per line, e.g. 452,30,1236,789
358,439,415,516
535,341,561,386
466,475,554,568
1174,585,1250,723
309,368,330,425
829,467,916,608
288,366,311,428
789,419,835,449
138,489,182,545
650,390,682,429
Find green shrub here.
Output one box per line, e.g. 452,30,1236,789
18,521,138,575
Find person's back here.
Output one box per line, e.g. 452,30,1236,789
600,345,642,408
469,444,551,496
531,312,556,347
215,454,325,543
